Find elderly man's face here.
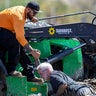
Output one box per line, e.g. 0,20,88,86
38,69,49,81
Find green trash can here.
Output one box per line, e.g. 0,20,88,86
27,82,48,96
7,76,48,96
7,76,27,96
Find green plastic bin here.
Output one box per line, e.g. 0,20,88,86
27,82,48,96
6,76,48,96
7,76,27,96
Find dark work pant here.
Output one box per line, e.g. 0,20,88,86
19,46,35,80
0,28,20,73
0,28,34,80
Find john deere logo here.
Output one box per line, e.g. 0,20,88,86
48,27,55,35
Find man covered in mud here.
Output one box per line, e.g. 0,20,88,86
37,62,96,96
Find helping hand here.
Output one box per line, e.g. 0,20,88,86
31,49,40,59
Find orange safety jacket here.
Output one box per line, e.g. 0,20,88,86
0,6,28,47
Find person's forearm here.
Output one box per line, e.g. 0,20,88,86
24,43,41,59
56,84,67,96
24,43,33,53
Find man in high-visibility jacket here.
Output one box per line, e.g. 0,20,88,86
0,1,43,82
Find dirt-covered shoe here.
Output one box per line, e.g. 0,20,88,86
9,71,22,77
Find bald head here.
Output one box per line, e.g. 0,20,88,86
37,62,53,81
37,62,53,71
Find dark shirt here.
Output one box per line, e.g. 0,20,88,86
50,70,83,93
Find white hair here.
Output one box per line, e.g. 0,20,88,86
37,62,53,71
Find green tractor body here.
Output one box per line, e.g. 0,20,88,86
2,11,96,96
6,38,83,96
